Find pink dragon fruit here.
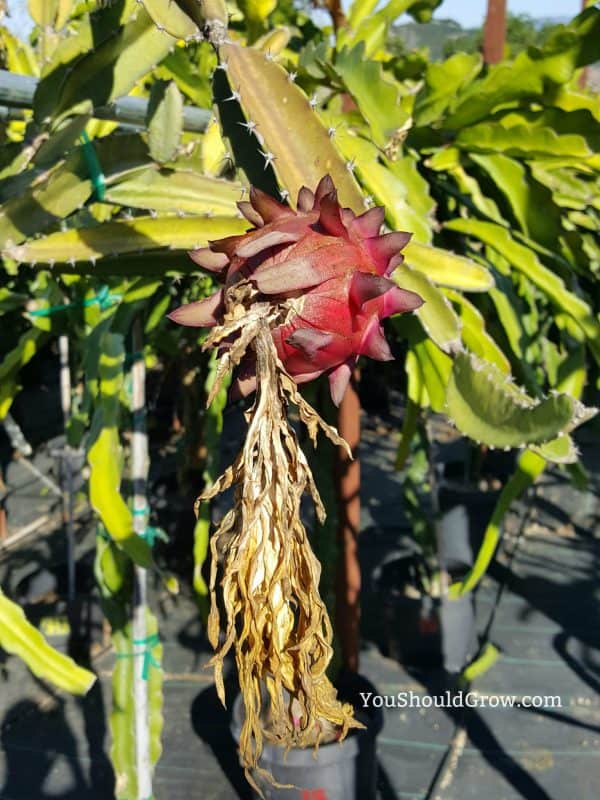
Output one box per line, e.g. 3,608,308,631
169,175,423,405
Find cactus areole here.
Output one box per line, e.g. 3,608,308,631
169,177,421,791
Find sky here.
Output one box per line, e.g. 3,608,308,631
1,0,588,38
3,0,34,37
431,0,584,27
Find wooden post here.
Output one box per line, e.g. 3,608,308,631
482,0,507,65
130,322,153,800
335,370,361,673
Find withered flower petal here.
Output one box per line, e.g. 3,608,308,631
171,176,422,406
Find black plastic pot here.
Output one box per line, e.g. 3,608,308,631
373,524,477,673
437,482,501,556
336,671,384,800
439,592,476,674
436,483,501,673
380,583,443,668
231,673,383,800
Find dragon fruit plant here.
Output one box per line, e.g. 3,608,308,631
169,176,422,787
1,1,597,798
161,0,597,789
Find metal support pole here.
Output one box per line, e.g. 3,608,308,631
578,0,593,88
58,335,76,604
482,0,507,65
0,69,211,132
335,370,361,673
130,321,152,800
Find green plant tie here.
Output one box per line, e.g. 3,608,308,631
125,350,144,367
28,285,122,317
132,506,150,516
116,633,161,681
131,506,168,547
97,526,111,542
80,130,106,202
133,408,147,424
140,526,169,547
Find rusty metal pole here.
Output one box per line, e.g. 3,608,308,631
482,0,507,65
579,0,593,88
335,370,361,673
326,0,347,32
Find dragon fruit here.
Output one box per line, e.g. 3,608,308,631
169,175,422,404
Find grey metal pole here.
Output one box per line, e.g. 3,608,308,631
130,320,153,800
58,334,76,604
0,69,211,132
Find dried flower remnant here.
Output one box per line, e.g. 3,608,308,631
169,177,421,790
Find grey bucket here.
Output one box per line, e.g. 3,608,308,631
231,694,359,800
